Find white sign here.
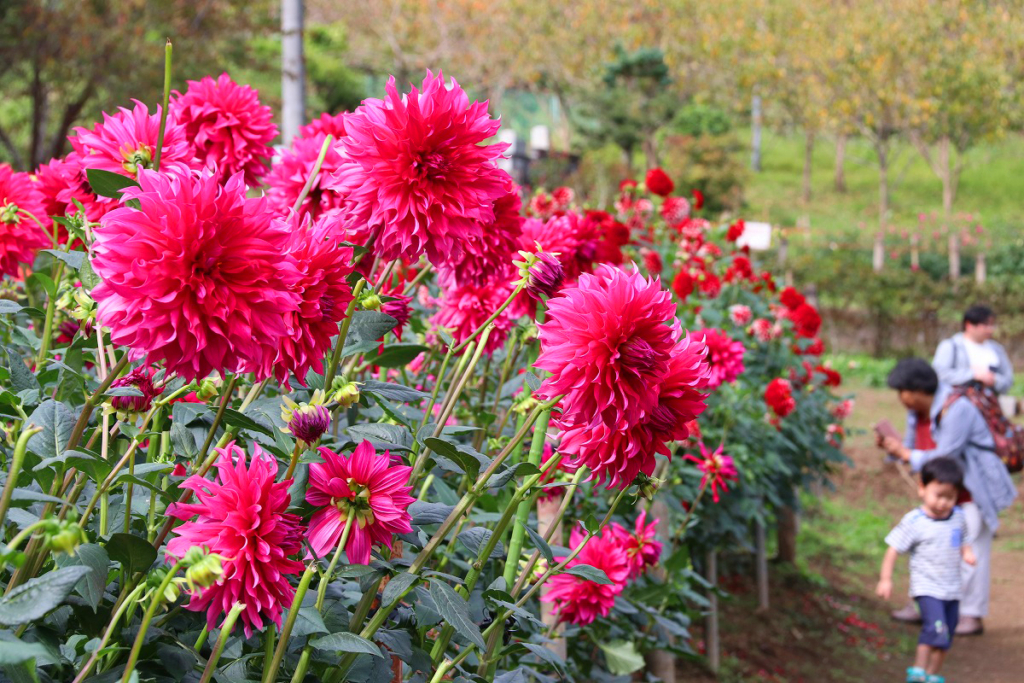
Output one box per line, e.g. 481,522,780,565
738,221,772,251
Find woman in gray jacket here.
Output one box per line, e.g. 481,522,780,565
881,358,1017,636
932,305,1013,394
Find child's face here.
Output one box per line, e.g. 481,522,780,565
918,480,958,518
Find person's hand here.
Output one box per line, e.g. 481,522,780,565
881,436,908,461
963,545,977,566
875,431,886,448
875,578,893,601
974,367,996,387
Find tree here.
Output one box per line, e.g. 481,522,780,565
0,0,276,171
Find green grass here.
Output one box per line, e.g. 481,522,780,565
824,352,895,389
799,492,896,579
742,129,1024,243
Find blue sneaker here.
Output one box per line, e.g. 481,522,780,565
925,676,945,683
906,667,926,683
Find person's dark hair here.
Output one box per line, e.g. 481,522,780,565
886,358,939,395
963,305,994,329
921,456,964,489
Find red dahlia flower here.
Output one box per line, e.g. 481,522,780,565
645,168,674,197
542,525,630,626
330,71,510,266
172,73,278,185
672,270,695,302
436,185,524,289
167,442,305,637
91,170,300,381
728,305,752,326
685,442,738,503
612,510,663,579
306,440,414,565
34,156,103,227
788,302,822,338
108,366,163,415
779,286,805,310
765,378,796,418
0,164,49,277
431,280,518,354
691,328,745,389
691,189,704,210
299,112,347,139
266,133,348,221
661,196,690,226
726,220,745,242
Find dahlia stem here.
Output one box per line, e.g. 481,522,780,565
196,625,210,652
1,519,49,561
66,354,130,453
194,375,238,473
121,559,185,683
291,135,333,215
0,427,42,534
283,441,303,483
153,40,173,172
372,259,397,295
323,279,366,390
412,343,455,447
452,282,524,355
72,584,145,683
199,602,245,683
315,514,355,611
262,564,316,683
502,406,552,586
677,477,710,540
401,261,433,295
34,260,64,369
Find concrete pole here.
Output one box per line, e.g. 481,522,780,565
281,0,306,146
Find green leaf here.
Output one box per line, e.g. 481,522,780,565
346,423,413,451
598,639,645,675
408,501,455,526
4,347,39,393
0,300,22,315
342,311,399,356
428,581,485,649
86,169,139,199
364,343,429,369
27,272,56,299
77,257,101,292
309,632,383,657
0,638,57,666
487,461,541,489
520,521,555,565
104,386,144,398
170,421,199,459
105,533,156,577
41,249,84,270
0,566,92,626
290,605,328,637
381,572,418,607
26,400,77,466
563,564,613,585
358,379,428,403
423,437,478,477
55,544,109,610
494,670,527,683
457,527,504,559
221,408,275,437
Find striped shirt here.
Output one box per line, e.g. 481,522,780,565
885,507,968,601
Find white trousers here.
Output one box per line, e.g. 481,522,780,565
960,502,994,618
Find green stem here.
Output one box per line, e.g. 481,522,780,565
153,40,172,171
65,354,130,454
195,625,210,653
199,602,245,683
315,515,356,611
452,283,524,354
1,519,49,561
72,584,145,683
291,135,333,215
34,261,64,369
262,564,316,683
194,375,238,472
502,407,552,586
401,261,432,295
323,279,367,390
0,426,42,531
121,560,185,683
283,441,303,483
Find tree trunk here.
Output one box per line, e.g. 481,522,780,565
975,251,986,284
280,0,306,146
911,232,920,270
751,93,763,172
873,145,889,272
705,550,720,672
29,59,49,169
644,500,675,682
801,129,814,204
776,505,798,564
940,136,959,280
834,131,847,193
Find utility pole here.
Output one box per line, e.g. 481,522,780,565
281,0,306,146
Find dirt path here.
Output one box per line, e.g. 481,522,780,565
840,384,1024,682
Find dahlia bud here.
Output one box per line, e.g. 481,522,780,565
360,292,382,311
196,378,219,401
146,568,182,606
183,550,225,592
108,367,163,419
44,520,87,556
633,473,662,502
331,379,361,408
121,144,154,175
515,243,565,299
281,390,331,448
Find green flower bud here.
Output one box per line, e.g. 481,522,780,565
360,292,382,311
197,378,219,401
185,553,225,592
331,379,361,408
44,521,87,556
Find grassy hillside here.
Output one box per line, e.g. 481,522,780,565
742,129,1024,245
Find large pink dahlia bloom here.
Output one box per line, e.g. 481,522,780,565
611,510,663,579
91,170,300,381
430,280,518,354
519,211,597,284
542,525,630,626
70,100,197,180
329,70,510,266
34,156,104,226
167,442,305,637
299,112,347,139
306,440,414,565
0,164,49,277
691,328,745,389
274,213,355,386
265,133,348,221
436,185,524,290
172,73,278,185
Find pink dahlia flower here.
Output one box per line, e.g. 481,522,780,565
378,278,413,341
612,510,662,579
436,185,524,290
70,100,197,181
728,304,752,326
91,170,300,381
108,366,163,415
306,440,414,564
542,525,630,626
0,164,49,277
691,328,745,389
299,112,347,139
329,71,510,266
661,195,691,226
167,442,305,637
34,156,104,228
519,211,597,283
431,280,518,354
536,265,679,429
274,212,355,387
684,442,738,503
265,133,349,221
171,73,278,185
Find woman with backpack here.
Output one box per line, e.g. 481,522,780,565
880,358,1018,636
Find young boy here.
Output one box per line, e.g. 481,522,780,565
877,457,976,683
